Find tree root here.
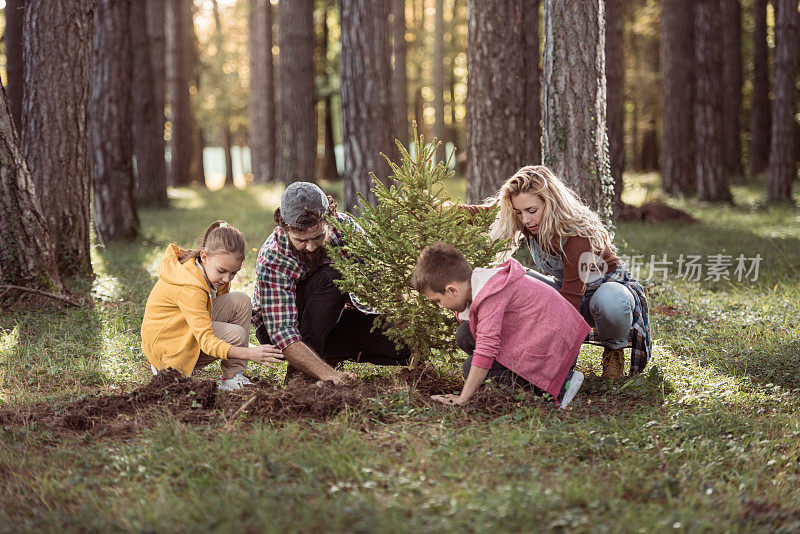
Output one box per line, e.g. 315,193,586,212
0,285,82,307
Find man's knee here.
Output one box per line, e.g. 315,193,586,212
455,321,475,355
589,283,633,319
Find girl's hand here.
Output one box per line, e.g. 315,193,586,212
245,344,284,366
431,393,467,406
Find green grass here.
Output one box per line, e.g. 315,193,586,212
1,174,799,532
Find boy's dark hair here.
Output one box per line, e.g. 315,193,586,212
273,195,338,231
412,242,473,293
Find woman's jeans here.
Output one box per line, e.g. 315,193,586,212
525,269,634,350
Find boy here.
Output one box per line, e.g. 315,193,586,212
411,243,591,409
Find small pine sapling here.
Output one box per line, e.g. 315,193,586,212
329,132,505,369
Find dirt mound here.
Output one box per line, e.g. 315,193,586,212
617,202,698,223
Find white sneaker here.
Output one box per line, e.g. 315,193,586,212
220,372,252,391
150,364,159,376
559,371,584,410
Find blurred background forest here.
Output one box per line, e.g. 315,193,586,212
0,0,798,292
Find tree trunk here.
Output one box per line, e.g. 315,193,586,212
249,0,276,184
339,0,395,210
721,0,743,176
5,0,25,133
393,0,409,146
211,0,234,188
22,0,93,279
131,0,168,207
168,0,195,186
606,0,625,212
660,0,696,196
189,4,205,186
92,0,139,243
146,0,169,203
524,0,542,166
222,125,234,186
694,0,732,202
541,0,613,218
0,84,61,290
767,0,799,201
749,0,770,177
278,0,316,184
320,4,340,181
465,0,526,202
433,0,446,160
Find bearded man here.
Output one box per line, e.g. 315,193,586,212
252,182,410,384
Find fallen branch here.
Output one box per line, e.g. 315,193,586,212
224,394,257,431
0,285,82,307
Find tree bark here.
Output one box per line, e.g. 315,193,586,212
433,0,446,160
749,0,771,177
694,0,732,202
660,0,696,196
393,0,409,146
606,0,625,212
339,0,395,210
721,0,743,176
22,0,93,279
211,0,234,187
168,0,195,186
0,84,61,291
5,0,25,133
320,4,340,181
249,0,276,184
146,0,169,202
92,0,139,242
767,0,799,201
278,0,316,184
188,4,205,186
132,0,168,206
541,0,613,218
524,0,542,166
465,0,526,202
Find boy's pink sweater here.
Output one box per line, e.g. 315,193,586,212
468,258,591,398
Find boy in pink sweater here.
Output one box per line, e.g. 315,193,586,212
412,243,591,409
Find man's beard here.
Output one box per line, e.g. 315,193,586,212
290,241,330,271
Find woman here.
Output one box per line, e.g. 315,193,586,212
461,165,651,377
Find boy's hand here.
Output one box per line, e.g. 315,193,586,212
431,393,467,406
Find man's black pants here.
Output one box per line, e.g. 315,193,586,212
255,265,410,376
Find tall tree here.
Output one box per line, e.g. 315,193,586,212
721,0,744,176
524,0,542,166
433,0,446,159
465,0,526,202
749,0,771,177
168,0,195,186
278,0,316,184
339,0,395,209
5,0,24,132
541,0,613,217
660,0,696,196
188,3,206,186
0,84,61,291
694,0,732,202
319,3,341,181
393,0,409,146
212,0,234,187
248,0,276,183
22,0,93,279
132,0,168,206
146,0,169,203
767,0,799,201
606,0,625,211
92,0,139,242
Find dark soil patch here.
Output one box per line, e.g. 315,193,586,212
653,305,681,317
617,202,698,224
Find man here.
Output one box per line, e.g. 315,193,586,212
252,182,410,384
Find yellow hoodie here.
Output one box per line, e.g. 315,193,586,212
141,244,233,376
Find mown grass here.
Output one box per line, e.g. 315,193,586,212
1,174,799,532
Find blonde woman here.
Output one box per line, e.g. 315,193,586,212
460,165,651,377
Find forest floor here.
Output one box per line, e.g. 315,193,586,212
1,174,799,532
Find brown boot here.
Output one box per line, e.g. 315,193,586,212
601,348,625,378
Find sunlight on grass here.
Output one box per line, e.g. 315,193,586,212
0,326,20,403
167,187,208,210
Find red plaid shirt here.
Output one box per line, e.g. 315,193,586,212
251,212,362,350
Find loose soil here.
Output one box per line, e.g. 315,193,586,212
0,367,664,437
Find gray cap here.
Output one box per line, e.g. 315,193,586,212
280,181,330,228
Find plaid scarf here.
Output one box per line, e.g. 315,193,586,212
583,266,652,374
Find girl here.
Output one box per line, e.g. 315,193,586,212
462,165,651,378
141,221,282,390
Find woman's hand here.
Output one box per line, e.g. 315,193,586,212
431,393,467,406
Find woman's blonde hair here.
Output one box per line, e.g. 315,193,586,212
488,165,615,258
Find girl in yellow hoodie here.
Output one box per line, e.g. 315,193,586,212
141,221,282,390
